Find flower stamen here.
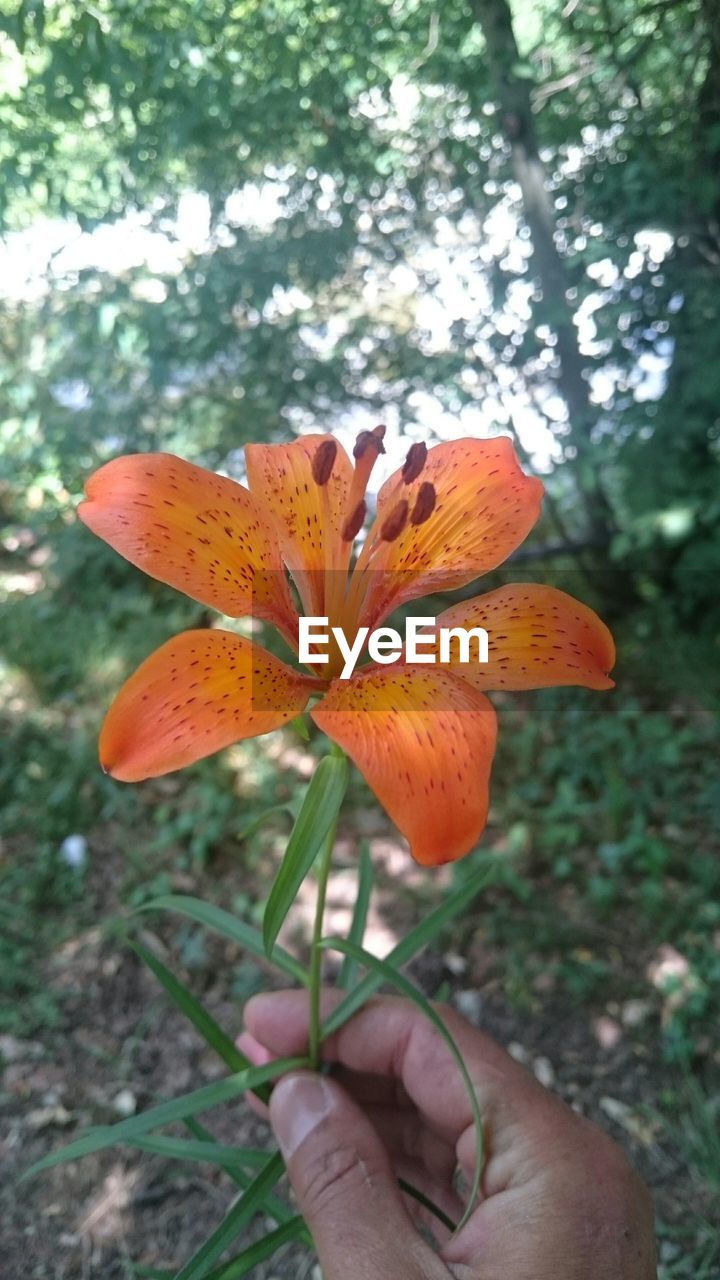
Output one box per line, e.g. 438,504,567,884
402,442,427,484
380,498,409,543
312,439,338,486
342,499,367,542
353,424,387,463
410,481,436,526
345,424,385,533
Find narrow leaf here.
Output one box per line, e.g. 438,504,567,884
182,1118,251,1198
129,940,250,1075
337,840,373,989
398,1177,457,1233
172,1154,284,1280
203,1218,306,1280
128,1135,270,1171
324,855,501,1036
136,895,308,986
320,937,483,1229
21,1057,307,1181
263,753,348,957
180,1121,308,1238
235,804,293,843
289,713,310,741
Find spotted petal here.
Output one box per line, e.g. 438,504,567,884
245,434,354,617
311,665,497,866
358,437,543,630
434,584,615,690
78,454,298,646
100,630,313,782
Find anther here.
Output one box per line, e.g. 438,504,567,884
342,499,367,542
380,498,409,542
402,441,427,484
312,439,338,486
353,424,386,460
410,481,436,525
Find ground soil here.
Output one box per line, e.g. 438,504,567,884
2,820,717,1280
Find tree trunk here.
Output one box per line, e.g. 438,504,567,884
470,0,617,546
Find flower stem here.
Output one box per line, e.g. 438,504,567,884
308,818,337,1071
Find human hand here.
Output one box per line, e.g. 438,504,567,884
240,990,656,1280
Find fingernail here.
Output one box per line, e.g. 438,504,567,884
235,1031,272,1067
270,1073,332,1159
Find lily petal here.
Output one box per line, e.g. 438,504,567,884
100,630,312,782
358,437,543,630
311,665,497,866
78,454,298,645
245,434,354,616
434,584,615,690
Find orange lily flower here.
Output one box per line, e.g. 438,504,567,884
78,430,614,867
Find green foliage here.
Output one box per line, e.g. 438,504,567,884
337,839,373,988
129,939,254,1076
487,689,720,1061
662,1077,720,1190
263,750,347,954
17,809,502,1268
1,1,718,1269
21,1055,307,1180
138,894,309,985
1,0,718,617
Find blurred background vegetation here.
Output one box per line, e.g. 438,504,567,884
0,0,718,1275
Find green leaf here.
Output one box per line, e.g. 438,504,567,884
289,712,310,741
128,1134,271,1171
178,1121,309,1239
324,855,501,1036
20,1057,307,1182
202,1218,306,1280
172,1153,284,1280
263,753,348,957
337,840,373,989
320,937,483,1229
398,1177,457,1233
129,940,251,1077
136,895,308,986
235,805,294,843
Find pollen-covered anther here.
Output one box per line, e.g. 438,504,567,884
311,439,338,486
402,441,427,484
353,424,386,460
410,481,436,526
342,499,367,542
380,498,409,543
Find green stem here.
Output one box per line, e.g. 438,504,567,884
308,818,337,1070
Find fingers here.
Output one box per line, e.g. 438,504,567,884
394,1157,463,1242
239,1027,458,1193
244,989,557,1174
235,1030,273,1119
269,1071,448,1280
441,1136,658,1278
245,993,657,1279
362,1102,458,1186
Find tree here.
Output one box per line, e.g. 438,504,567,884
1,0,717,625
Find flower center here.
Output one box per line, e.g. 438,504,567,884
310,428,437,677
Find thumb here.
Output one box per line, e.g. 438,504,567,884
269,1071,443,1280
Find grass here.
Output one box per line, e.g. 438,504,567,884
1,540,718,1272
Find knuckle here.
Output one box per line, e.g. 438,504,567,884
563,1128,654,1232
589,1128,643,1193
298,1139,377,1217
